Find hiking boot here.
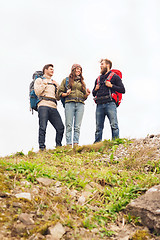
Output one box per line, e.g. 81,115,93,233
39,147,46,152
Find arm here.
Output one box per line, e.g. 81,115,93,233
92,79,99,97
106,75,125,94
57,78,71,98
54,81,60,100
84,88,91,100
34,77,48,96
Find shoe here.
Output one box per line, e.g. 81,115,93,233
73,143,78,147
56,144,62,148
39,147,46,151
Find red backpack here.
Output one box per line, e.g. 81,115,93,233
96,69,122,107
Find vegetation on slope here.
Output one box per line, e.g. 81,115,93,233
0,138,160,239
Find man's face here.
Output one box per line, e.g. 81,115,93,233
100,60,108,75
45,66,54,77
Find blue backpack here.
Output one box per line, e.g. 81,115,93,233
60,77,69,107
30,71,58,114
29,71,44,113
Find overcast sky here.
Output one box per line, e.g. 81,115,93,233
0,0,159,156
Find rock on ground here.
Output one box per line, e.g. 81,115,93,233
126,184,160,234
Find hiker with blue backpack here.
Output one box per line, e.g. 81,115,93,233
34,64,64,150
92,58,125,142
58,64,90,146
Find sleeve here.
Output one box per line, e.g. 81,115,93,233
92,79,98,97
54,82,60,101
57,78,67,98
34,78,47,96
82,82,87,95
83,87,88,100
111,75,125,94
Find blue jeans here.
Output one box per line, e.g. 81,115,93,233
65,102,84,145
95,102,119,142
38,106,64,149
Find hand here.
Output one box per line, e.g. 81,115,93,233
86,88,91,96
66,89,71,95
62,89,71,97
95,84,100,91
105,81,113,88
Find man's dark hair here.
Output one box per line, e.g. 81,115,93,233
100,59,112,69
43,64,54,74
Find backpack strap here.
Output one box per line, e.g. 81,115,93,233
106,72,115,82
65,77,69,89
106,72,115,101
39,82,58,103
96,76,100,86
48,82,57,93
39,96,57,105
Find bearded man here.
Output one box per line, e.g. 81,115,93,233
92,59,125,142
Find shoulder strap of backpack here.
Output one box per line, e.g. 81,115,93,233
106,72,115,82
96,76,100,85
47,82,57,93
106,72,115,101
65,77,69,89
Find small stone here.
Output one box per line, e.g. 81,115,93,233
55,187,62,195
91,228,99,233
149,134,154,138
13,223,26,235
82,191,92,198
36,177,53,186
29,233,45,240
55,181,61,187
12,202,22,208
21,180,31,186
70,189,77,198
77,195,86,205
15,192,31,201
148,186,158,192
48,222,65,240
19,213,34,225
32,188,39,195
0,192,9,198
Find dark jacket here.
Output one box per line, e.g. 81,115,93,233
92,70,125,105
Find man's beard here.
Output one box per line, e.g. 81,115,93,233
101,67,108,75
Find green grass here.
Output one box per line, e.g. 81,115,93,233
0,138,159,239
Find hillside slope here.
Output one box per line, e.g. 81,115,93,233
0,135,160,239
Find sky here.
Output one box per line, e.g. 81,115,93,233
0,0,160,156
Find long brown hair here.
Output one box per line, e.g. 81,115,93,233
68,68,86,90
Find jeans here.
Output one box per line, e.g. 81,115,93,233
38,106,64,149
65,102,84,145
95,102,119,142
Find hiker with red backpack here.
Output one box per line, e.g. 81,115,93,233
92,58,125,142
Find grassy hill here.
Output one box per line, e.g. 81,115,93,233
0,137,160,239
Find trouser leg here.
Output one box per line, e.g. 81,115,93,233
38,106,49,149
65,102,75,145
106,102,119,139
73,103,84,144
48,108,64,147
94,104,105,143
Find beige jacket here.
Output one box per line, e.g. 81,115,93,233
34,77,59,109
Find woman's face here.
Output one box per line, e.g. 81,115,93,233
75,67,81,76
